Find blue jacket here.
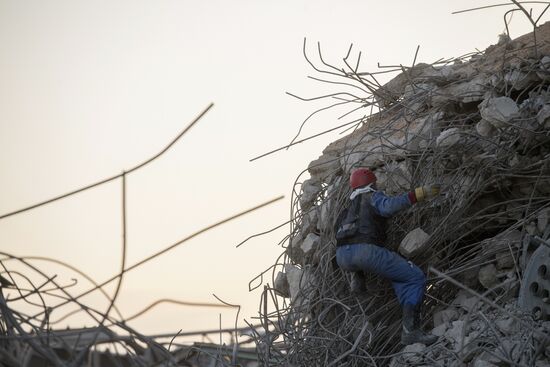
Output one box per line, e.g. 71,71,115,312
336,190,415,247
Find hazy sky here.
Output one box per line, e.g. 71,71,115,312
0,0,545,339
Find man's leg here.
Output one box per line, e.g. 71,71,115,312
350,244,437,345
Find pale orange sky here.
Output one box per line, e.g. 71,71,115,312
0,0,543,340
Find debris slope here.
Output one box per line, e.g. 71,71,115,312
255,23,550,366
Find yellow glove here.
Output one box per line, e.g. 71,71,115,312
414,184,441,202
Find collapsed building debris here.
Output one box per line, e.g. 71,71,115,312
0,104,272,366
251,21,550,366
0,254,262,367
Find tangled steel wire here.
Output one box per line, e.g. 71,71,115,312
248,6,550,367
0,104,282,366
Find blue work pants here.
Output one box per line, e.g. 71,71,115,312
336,243,426,307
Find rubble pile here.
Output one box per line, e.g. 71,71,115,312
253,24,550,366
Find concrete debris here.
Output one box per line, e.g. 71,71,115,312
375,160,411,194
259,22,550,367
433,308,459,327
299,179,322,209
300,233,320,256
436,127,462,148
389,343,426,366
478,264,498,289
300,208,318,236
476,119,496,137
444,320,466,345
479,96,519,128
284,264,314,307
504,69,539,90
399,227,430,258
431,323,448,337
308,153,340,179
495,317,518,335
274,271,290,298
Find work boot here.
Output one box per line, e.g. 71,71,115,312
401,305,438,345
350,271,366,294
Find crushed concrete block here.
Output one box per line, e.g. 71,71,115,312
472,351,504,367
274,271,289,298
308,153,340,180
431,323,448,337
482,230,522,269
476,119,496,137
537,208,549,234
376,161,411,195
300,209,319,237
504,69,539,90
536,105,550,127
290,235,302,250
413,112,444,150
340,150,385,172
436,128,462,148
479,96,519,128
301,233,320,256
453,290,480,311
317,200,332,231
433,308,459,327
403,82,436,100
478,264,498,289
285,265,314,307
390,343,426,366
399,228,430,258
299,179,322,210
432,75,488,106
444,320,466,344
287,235,305,264
495,317,518,335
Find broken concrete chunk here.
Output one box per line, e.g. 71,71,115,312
504,69,539,90
436,127,462,148
376,161,411,195
340,150,385,173
284,265,314,307
472,351,502,367
301,233,320,256
299,179,322,209
479,96,519,128
476,119,496,137
537,105,550,127
478,264,498,289
433,308,459,327
444,320,466,344
453,290,480,311
300,209,319,237
274,271,289,298
399,228,430,258
431,323,448,337
308,153,340,179
390,343,426,366
495,317,518,335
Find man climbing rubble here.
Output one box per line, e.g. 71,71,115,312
334,168,440,345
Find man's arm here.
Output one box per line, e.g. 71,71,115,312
371,184,441,217
371,191,415,218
